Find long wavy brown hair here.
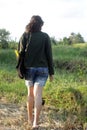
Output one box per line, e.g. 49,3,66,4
26,15,44,33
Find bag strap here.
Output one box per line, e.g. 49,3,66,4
25,33,31,52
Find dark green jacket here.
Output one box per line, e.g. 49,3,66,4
18,31,54,75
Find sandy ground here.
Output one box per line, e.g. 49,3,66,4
0,97,86,130
0,97,60,130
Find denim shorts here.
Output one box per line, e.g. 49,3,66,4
25,67,48,87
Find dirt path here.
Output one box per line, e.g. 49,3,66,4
0,97,85,130
0,97,61,130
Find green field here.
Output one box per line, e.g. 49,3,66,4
0,44,87,124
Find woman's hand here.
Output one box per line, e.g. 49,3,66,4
49,75,54,82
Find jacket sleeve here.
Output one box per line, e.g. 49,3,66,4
45,34,54,75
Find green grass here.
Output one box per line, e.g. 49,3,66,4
53,44,87,61
0,49,27,103
53,44,87,73
43,70,87,121
0,44,87,123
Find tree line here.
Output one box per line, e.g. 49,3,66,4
0,28,86,49
51,32,85,45
0,28,17,49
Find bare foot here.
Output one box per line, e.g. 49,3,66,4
32,121,39,129
28,120,33,127
32,125,39,130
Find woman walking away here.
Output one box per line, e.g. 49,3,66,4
18,15,54,129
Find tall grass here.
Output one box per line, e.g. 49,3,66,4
0,49,27,103
53,44,87,73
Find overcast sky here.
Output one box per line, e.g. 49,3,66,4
0,0,87,41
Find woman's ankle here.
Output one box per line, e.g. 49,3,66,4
28,119,33,126
33,120,38,127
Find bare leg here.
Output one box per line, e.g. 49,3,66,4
27,86,34,125
33,84,43,128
